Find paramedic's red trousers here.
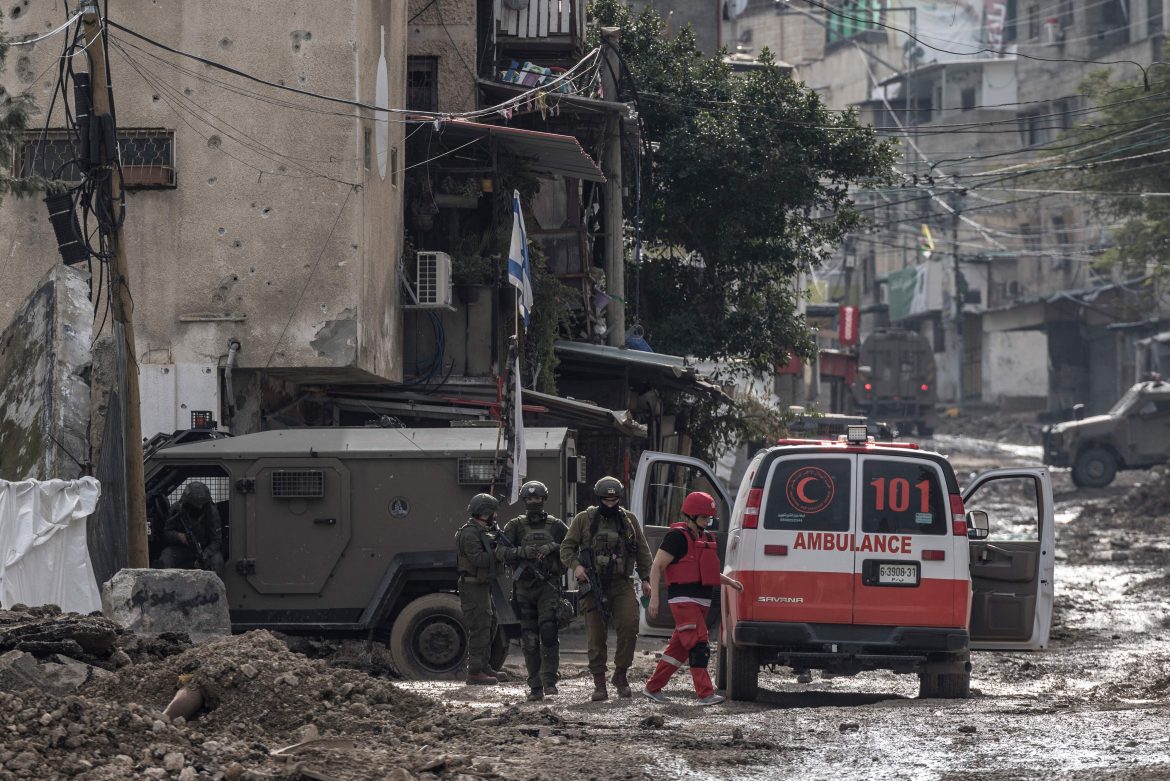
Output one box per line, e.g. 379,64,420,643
645,601,714,698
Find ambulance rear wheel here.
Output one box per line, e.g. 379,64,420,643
726,639,759,702
714,641,727,690
918,669,970,699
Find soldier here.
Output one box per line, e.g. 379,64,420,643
560,476,653,701
156,481,225,574
456,493,509,685
496,480,569,701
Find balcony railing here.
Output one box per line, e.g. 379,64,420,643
495,0,583,52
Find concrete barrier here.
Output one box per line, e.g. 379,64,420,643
101,568,231,642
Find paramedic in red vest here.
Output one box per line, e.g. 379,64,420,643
643,491,743,705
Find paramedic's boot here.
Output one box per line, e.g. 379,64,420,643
590,673,608,701
612,667,632,698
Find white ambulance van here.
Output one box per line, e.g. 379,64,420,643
631,426,1054,700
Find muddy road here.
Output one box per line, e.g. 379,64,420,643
389,428,1170,781
7,422,1170,780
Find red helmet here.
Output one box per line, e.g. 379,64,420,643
681,491,717,517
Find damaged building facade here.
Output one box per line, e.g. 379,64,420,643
2,0,723,496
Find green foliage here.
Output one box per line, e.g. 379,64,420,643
589,0,897,372
0,15,39,202
1061,61,1170,284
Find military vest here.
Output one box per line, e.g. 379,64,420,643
584,507,639,579
455,522,494,583
509,512,565,580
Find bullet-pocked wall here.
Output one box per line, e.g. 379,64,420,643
0,0,407,426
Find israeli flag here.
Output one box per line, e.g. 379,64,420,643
507,189,534,328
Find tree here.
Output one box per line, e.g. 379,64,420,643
0,12,36,203
1061,60,1170,284
590,0,897,372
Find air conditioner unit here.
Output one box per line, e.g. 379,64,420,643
1042,19,1063,45
405,251,453,309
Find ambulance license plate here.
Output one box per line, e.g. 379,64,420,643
877,563,919,585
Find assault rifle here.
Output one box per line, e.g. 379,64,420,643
576,547,612,627
170,509,207,569
491,523,559,589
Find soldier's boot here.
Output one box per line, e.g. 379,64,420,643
527,687,544,701
487,668,510,682
543,682,559,696
590,673,608,701
466,672,499,686
612,667,632,698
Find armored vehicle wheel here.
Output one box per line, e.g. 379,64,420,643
389,593,469,679
725,637,759,702
916,421,934,437
1072,447,1117,488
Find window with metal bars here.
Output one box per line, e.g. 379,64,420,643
13,128,176,188
270,470,325,498
407,57,439,112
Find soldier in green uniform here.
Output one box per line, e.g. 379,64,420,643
496,480,569,701
560,476,653,701
456,493,507,685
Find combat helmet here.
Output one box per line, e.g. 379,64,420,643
593,476,624,500
520,480,549,500
467,493,499,518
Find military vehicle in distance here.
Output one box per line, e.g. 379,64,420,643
851,328,938,437
1042,378,1170,487
144,425,583,678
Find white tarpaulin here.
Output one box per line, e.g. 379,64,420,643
0,477,102,613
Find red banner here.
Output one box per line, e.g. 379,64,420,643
838,305,859,346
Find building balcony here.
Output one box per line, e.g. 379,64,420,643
494,0,584,60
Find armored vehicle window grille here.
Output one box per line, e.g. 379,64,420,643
459,457,500,485
271,470,325,498
167,476,230,506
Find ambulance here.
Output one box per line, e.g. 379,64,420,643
631,425,1054,700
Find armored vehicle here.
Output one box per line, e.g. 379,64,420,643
144,425,582,678
851,328,938,437
1043,378,1170,488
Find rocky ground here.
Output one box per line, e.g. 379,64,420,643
2,412,1169,780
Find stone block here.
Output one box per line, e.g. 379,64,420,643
101,569,231,642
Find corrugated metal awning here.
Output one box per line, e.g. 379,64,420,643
430,119,605,182
522,388,647,438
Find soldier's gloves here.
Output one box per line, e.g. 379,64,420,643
520,545,541,560
539,542,558,558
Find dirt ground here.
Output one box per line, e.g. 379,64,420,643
4,412,1170,780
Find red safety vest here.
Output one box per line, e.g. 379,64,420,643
664,522,721,587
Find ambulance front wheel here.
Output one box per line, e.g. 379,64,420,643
725,637,759,702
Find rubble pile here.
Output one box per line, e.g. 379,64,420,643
0,608,500,780
1111,466,1170,518
933,411,1041,445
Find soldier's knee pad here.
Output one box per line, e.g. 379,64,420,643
539,621,559,647
522,630,540,653
688,643,711,668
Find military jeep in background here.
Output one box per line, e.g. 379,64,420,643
144,425,584,678
1042,378,1170,488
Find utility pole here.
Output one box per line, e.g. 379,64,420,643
83,3,149,568
951,190,964,408
600,27,625,347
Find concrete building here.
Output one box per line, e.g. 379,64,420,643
1,1,408,440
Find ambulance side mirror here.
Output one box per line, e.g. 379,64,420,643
966,510,989,540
